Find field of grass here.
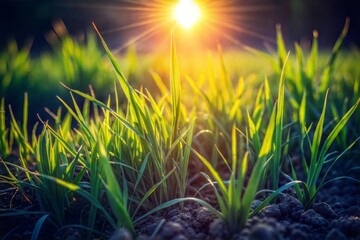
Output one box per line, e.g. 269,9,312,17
0,21,359,239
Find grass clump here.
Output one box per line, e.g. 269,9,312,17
290,91,360,209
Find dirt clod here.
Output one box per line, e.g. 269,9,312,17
313,202,337,219
325,228,346,240
109,228,133,240
301,209,328,227
248,223,278,240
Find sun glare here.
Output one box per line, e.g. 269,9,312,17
93,0,273,51
174,0,201,29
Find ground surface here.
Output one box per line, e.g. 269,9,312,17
2,156,360,240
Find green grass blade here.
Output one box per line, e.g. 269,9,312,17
313,99,360,185
306,31,318,79
272,52,288,189
259,103,276,158
251,181,301,216
191,148,227,195
319,98,359,161
133,167,176,217
22,93,28,142
308,90,328,186
60,83,144,139
320,137,360,187
276,24,287,68
31,214,50,240
97,142,134,234
170,32,181,145
320,18,350,93
247,112,261,154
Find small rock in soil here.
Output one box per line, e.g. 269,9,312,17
240,228,251,237
171,234,189,240
278,220,291,228
56,227,81,240
313,202,337,219
232,235,249,240
166,208,182,218
176,213,192,221
278,195,303,219
289,209,305,221
192,207,213,231
195,232,207,240
289,229,308,240
109,228,133,240
346,205,360,217
246,216,261,227
336,216,360,237
325,228,346,240
262,217,278,227
173,218,190,228
301,209,328,227
261,205,281,219
191,221,203,230
136,235,149,240
209,219,230,240
160,221,185,239
185,227,197,239
329,199,342,209
288,223,310,233
196,207,213,224
248,223,278,240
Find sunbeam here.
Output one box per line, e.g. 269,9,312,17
61,0,276,52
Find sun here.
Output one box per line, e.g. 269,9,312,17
91,0,273,52
174,0,201,29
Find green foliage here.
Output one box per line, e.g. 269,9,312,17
0,98,12,158
0,41,31,96
0,127,85,227
0,21,359,239
193,123,299,233
291,92,360,209
185,45,246,167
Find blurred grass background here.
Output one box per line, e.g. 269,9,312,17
1,0,360,124
1,22,359,127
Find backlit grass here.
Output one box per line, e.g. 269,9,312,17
0,21,359,238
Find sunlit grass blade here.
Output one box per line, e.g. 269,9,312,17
320,18,350,94
59,83,144,139
170,32,181,145
276,24,288,69
191,148,227,194
311,98,360,188
305,31,318,80
307,90,329,185
271,52,289,190
247,111,261,155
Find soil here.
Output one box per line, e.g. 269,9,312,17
130,178,360,240
1,156,360,240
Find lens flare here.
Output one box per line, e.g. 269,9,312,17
81,0,274,52
174,0,201,29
